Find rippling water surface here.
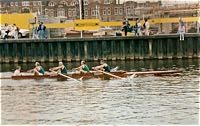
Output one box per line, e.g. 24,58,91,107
1,59,199,125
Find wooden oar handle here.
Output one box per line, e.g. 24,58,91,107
0,77,12,79
27,68,35,73
49,69,81,83
93,68,122,79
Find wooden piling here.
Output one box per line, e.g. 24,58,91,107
0,34,199,63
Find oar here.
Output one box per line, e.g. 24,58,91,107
129,73,136,78
110,66,119,72
0,77,12,79
49,69,81,83
92,68,122,79
27,69,34,73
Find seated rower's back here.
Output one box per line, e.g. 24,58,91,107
34,62,45,75
13,66,22,76
49,61,67,74
93,60,111,72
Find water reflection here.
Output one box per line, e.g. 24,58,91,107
1,59,199,125
0,59,200,72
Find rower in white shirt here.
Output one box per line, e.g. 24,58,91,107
13,66,22,76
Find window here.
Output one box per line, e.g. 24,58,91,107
91,9,99,16
57,10,65,17
49,2,55,6
15,2,18,6
84,0,88,5
84,10,88,16
107,8,111,15
127,7,131,15
22,1,30,6
60,1,66,5
135,9,140,16
114,8,118,15
119,8,123,15
63,2,67,5
73,10,76,16
70,0,78,6
22,8,30,13
33,1,37,6
44,9,48,14
49,9,54,17
10,2,14,6
96,10,99,17
104,0,110,4
38,1,42,6
91,10,96,16
103,10,106,15
68,9,72,17
71,2,75,6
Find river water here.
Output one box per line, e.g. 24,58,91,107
0,59,199,125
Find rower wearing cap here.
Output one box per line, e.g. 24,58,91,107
13,66,22,76
33,62,45,75
49,61,67,74
93,60,111,72
75,60,90,73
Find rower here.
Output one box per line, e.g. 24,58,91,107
49,61,67,74
33,62,45,75
93,60,111,72
13,66,22,76
74,60,90,73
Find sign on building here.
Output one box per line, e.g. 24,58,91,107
74,19,100,31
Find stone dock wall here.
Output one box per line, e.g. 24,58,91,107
0,34,199,63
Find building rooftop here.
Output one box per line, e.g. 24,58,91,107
1,0,47,1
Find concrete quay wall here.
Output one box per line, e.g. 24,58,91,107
0,34,200,63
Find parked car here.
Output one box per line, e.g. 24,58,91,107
18,29,29,38
0,25,29,39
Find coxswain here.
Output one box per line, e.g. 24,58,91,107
32,62,45,75
92,60,111,72
49,61,67,74
74,60,90,73
13,66,22,76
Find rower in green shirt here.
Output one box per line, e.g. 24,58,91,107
92,59,111,72
49,61,67,74
31,62,45,75
75,60,90,73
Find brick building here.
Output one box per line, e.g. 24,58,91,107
0,0,44,14
0,0,199,34
0,0,198,21
0,0,164,21
43,0,125,21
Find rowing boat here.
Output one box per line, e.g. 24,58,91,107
6,70,181,80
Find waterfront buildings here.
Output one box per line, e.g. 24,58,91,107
0,0,199,34
0,0,199,20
